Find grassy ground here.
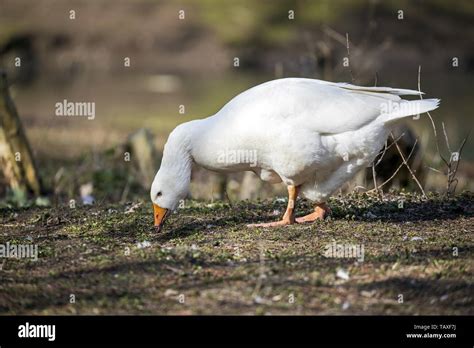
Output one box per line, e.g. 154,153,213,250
0,191,472,315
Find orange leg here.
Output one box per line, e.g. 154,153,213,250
295,202,331,223
247,185,299,228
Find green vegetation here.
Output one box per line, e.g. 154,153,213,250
0,192,472,314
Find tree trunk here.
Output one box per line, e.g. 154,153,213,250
0,70,42,196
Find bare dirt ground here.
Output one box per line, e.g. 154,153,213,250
0,192,472,315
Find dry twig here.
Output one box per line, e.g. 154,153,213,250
345,33,356,83
418,65,470,196
368,139,419,193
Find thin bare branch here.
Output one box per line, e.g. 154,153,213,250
372,164,378,193
425,166,444,175
374,140,388,167
367,139,418,192
418,65,449,167
441,122,452,153
323,26,351,47
346,33,356,83
446,132,470,195
374,132,406,167
391,133,426,198
370,132,409,194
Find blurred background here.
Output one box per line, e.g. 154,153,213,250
0,0,473,206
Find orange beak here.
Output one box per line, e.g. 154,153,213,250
153,203,169,232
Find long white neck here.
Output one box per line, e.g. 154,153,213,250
160,125,194,188
154,119,210,207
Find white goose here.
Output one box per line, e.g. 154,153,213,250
151,78,439,231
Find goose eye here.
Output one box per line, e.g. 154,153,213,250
157,191,162,198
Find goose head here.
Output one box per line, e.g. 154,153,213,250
150,171,187,232
150,123,194,232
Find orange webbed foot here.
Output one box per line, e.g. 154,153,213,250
247,185,299,228
247,218,294,228
295,203,331,223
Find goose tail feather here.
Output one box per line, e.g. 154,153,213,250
378,98,440,124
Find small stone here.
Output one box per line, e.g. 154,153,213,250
365,212,377,219
136,241,151,249
361,290,376,298
164,289,178,297
272,294,282,302
125,202,141,214
253,296,269,304
336,268,350,280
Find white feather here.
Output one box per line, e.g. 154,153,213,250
378,99,440,124
151,78,440,209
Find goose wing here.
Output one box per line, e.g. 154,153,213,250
220,78,425,134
